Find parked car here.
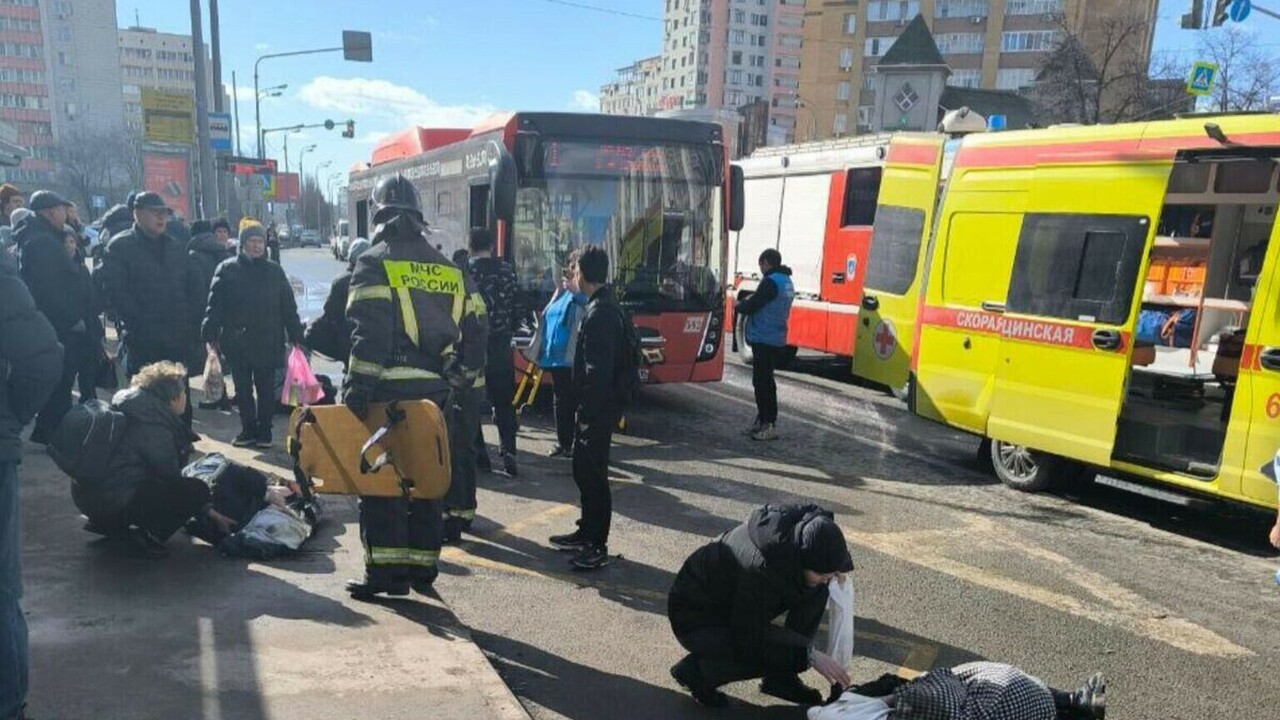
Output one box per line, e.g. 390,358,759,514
298,229,321,247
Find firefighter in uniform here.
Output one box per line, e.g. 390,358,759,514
444,250,486,544
343,174,487,599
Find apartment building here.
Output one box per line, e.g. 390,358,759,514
600,55,663,116
600,0,810,143
118,25,213,138
0,0,123,185
797,0,1158,140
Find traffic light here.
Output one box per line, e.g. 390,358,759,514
1182,0,1204,28
1212,0,1232,26
342,120,355,139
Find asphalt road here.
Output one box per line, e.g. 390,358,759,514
282,248,1280,720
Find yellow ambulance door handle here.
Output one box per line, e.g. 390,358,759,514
981,301,1006,313
1091,329,1122,352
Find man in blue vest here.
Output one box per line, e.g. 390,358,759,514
735,249,794,441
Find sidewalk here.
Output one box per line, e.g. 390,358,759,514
18,399,530,720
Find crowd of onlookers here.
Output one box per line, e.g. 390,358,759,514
0,183,301,720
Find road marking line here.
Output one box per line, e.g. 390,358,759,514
841,514,1252,658
198,617,223,720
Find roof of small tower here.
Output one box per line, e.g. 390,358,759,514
879,14,948,68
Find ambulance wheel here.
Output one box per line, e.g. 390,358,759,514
888,380,910,402
735,315,754,365
989,439,1080,493
778,345,798,369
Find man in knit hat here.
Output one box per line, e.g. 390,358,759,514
667,503,854,708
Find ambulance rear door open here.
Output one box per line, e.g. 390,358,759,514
984,156,1174,467
852,135,947,392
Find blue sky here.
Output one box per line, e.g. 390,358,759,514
117,1,1275,201
118,0,663,198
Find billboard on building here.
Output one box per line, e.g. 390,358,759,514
141,88,194,145
143,151,191,220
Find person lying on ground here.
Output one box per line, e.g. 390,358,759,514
667,503,854,708
810,662,1105,720
71,361,234,557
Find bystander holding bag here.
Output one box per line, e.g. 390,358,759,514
203,348,225,404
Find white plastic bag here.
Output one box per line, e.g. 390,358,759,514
824,575,855,672
203,348,225,404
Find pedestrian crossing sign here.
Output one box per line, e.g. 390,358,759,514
1187,61,1219,97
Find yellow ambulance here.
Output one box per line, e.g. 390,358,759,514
889,113,1280,511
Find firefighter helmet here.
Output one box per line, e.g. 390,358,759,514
372,174,422,224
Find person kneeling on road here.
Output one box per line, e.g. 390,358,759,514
667,503,854,708
71,361,229,558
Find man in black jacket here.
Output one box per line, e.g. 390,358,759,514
667,503,854,708
1,259,62,720
548,246,623,571
17,190,95,444
188,218,234,299
202,224,303,448
101,192,204,431
468,227,521,477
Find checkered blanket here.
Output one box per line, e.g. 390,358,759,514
891,662,1056,720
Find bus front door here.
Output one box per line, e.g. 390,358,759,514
1237,212,1280,508
852,136,945,394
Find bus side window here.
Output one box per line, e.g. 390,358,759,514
437,191,453,218
470,184,490,230
842,167,882,227
1006,213,1149,325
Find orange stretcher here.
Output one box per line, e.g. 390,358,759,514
287,400,452,500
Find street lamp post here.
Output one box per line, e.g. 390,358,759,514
253,32,372,159
295,144,316,232
312,160,332,232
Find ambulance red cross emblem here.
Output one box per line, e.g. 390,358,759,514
872,319,896,361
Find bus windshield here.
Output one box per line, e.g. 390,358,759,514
512,138,723,312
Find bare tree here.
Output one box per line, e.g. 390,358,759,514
1197,25,1280,112
119,134,144,191
1029,10,1157,125
51,128,126,212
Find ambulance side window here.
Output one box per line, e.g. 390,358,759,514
864,205,925,295
1006,213,1149,325
842,167,882,227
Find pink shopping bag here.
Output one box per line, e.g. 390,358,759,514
282,346,324,406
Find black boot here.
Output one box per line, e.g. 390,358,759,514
345,574,410,600
759,674,823,706
1051,673,1106,720
410,565,439,595
670,655,729,708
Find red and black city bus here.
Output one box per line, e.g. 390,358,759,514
346,112,739,384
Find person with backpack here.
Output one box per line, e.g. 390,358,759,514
537,249,588,459
735,248,795,441
67,361,223,558
548,246,637,570
1,249,62,720
468,227,521,477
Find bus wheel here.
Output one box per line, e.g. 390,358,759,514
735,315,754,365
989,439,1079,493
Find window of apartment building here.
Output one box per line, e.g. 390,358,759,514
935,33,984,54
726,90,745,105
750,54,765,67
733,9,745,22
732,50,742,65
0,68,43,84
756,34,767,47
53,1,73,18
0,94,44,110
839,47,854,69
775,75,799,89
996,68,1036,89
1005,0,1063,15
780,13,803,27
947,69,982,87
837,81,852,101
729,69,743,84
843,13,857,35
64,102,78,119
732,29,746,44
0,0,39,8
776,55,801,69
867,1,920,22
754,74,765,87
750,13,768,26
935,0,989,18
862,72,878,91
865,36,896,57
857,105,874,126
58,77,74,91
1000,30,1058,52
833,113,848,135
779,33,803,48
0,17,39,32
54,25,70,42
0,43,41,59
57,51,71,66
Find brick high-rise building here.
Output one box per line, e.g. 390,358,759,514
797,0,1158,139
0,0,124,186
600,55,663,116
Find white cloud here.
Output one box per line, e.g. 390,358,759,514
358,130,392,145
297,76,496,128
570,90,600,112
